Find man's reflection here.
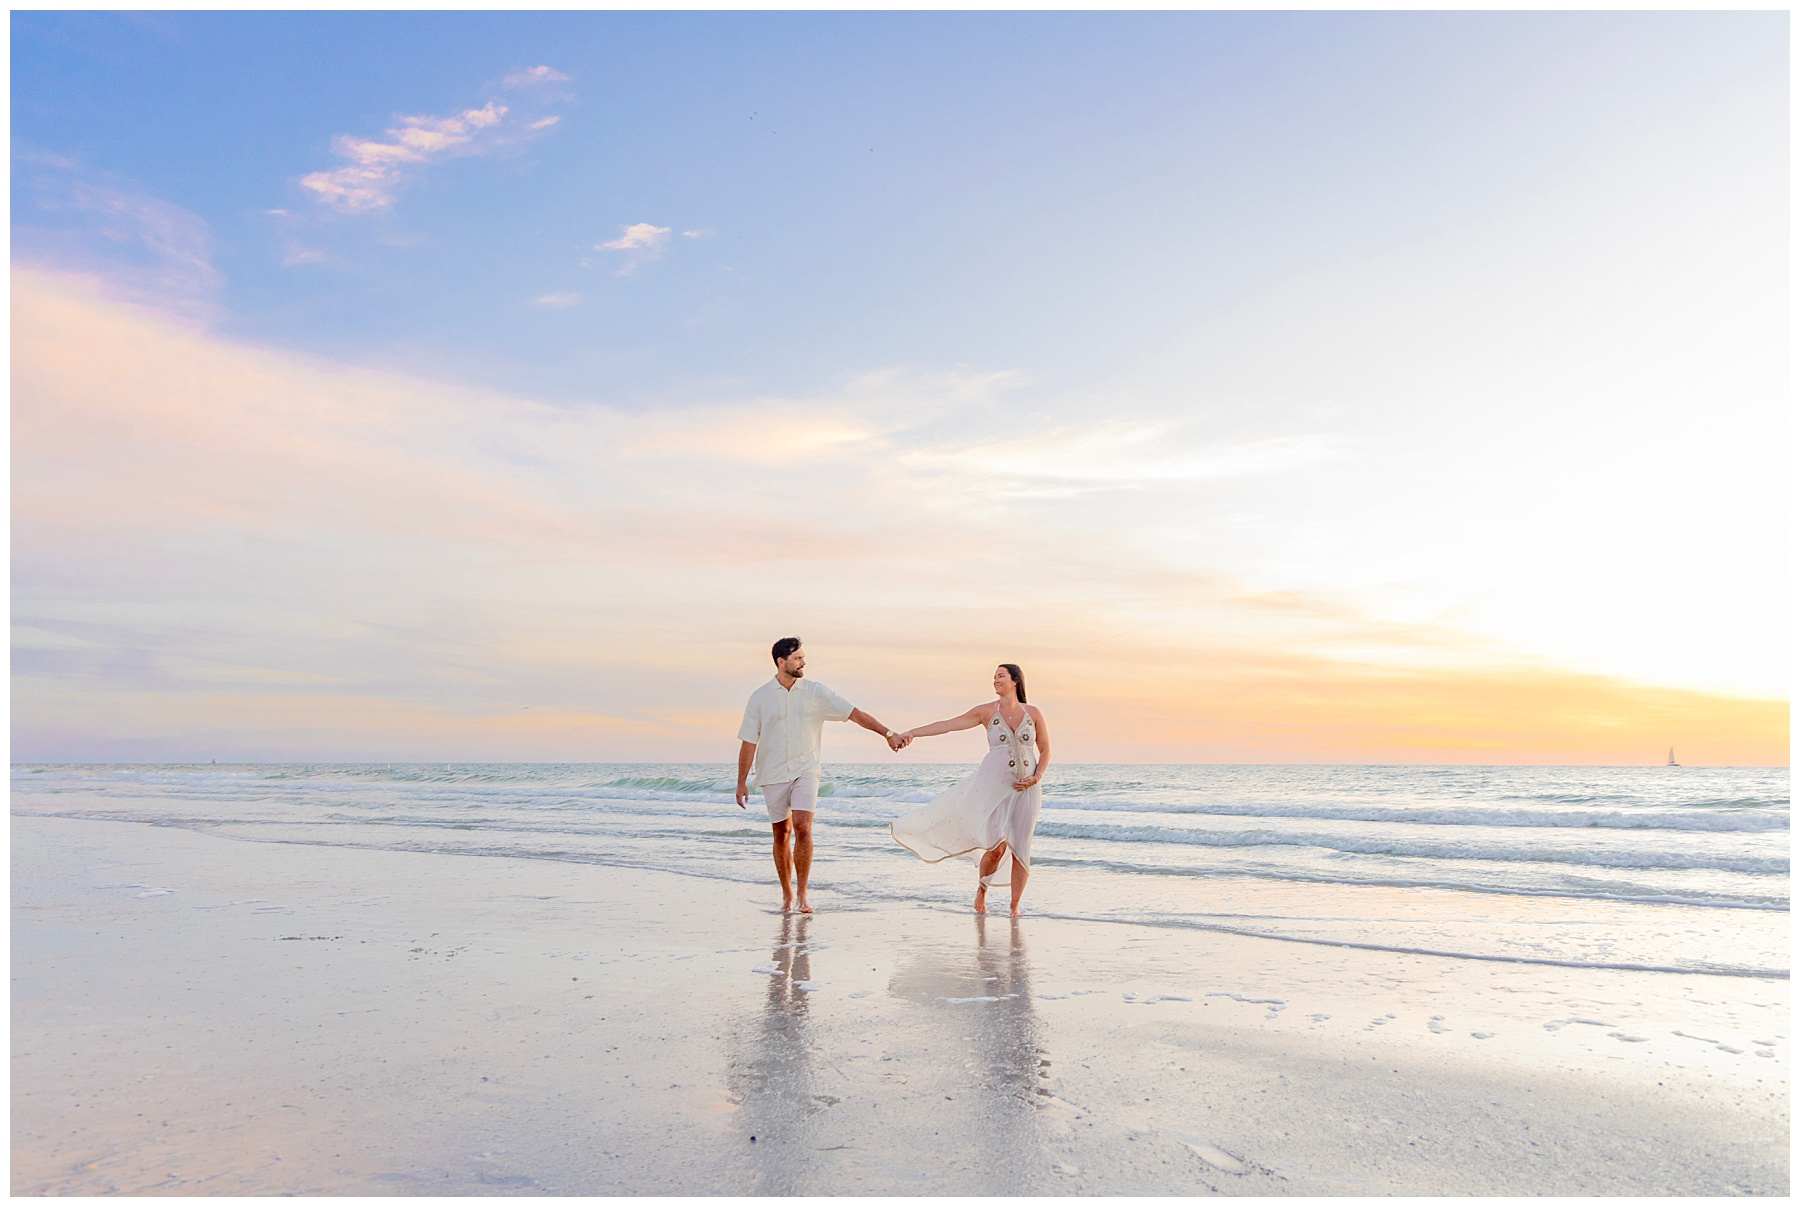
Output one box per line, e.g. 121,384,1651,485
765,911,814,1018
725,911,822,1193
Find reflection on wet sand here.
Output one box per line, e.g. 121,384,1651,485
724,912,1065,1193
884,915,1061,1190
725,912,826,1194
969,915,1048,1103
967,914,1062,1170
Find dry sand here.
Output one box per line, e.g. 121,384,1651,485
11,814,1788,1195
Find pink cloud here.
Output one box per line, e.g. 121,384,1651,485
300,77,565,214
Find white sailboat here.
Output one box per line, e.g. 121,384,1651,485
1666,747,1679,767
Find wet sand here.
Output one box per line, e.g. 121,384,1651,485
11,814,1788,1195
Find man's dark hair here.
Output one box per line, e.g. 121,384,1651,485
771,637,802,664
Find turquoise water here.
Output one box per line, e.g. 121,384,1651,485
13,761,1785,903
13,761,1787,975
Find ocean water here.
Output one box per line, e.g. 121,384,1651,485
13,762,1787,977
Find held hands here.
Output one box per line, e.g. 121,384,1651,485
886,730,913,752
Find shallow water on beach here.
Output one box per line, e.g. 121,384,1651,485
12,762,1787,977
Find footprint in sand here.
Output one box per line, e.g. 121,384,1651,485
1428,1016,1449,1034
1178,1136,1249,1175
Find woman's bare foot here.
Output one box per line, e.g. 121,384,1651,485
780,895,794,913
1009,903,1022,916
973,885,988,914
796,895,814,914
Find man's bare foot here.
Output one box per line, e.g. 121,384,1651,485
1009,903,1022,916
973,885,987,914
781,896,794,913
796,896,814,914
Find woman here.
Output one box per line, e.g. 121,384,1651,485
890,664,1052,915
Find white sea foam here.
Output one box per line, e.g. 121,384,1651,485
15,762,1788,941
1037,799,1788,832
1031,821,1788,875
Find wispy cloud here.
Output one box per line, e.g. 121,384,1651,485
12,150,221,320
301,103,506,212
298,71,567,214
531,291,582,309
903,426,1334,495
598,223,669,252
501,66,570,89
596,222,671,274
12,268,1785,763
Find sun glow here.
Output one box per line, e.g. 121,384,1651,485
12,270,1784,764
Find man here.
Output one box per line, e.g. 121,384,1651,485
736,637,908,914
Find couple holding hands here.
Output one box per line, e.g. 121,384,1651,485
735,637,1051,916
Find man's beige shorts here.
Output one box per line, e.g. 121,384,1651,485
760,773,820,824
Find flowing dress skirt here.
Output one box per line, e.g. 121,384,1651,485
890,746,1042,885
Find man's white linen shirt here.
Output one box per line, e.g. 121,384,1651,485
738,677,854,786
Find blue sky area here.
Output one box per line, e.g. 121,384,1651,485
16,12,1780,404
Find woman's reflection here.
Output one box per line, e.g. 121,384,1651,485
970,914,1050,1108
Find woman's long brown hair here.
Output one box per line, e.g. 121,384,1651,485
999,663,1027,704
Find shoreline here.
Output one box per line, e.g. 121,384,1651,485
12,813,1789,1195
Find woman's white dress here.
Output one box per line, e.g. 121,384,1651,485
891,707,1042,885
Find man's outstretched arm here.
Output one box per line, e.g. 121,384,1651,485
735,741,756,808
846,707,904,747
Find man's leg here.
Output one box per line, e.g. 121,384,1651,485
764,778,797,911
771,818,794,909
787,774,821,914
791,810,814,914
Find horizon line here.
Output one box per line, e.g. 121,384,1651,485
12,759,1789,770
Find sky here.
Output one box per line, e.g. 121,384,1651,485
10,10,1789,765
